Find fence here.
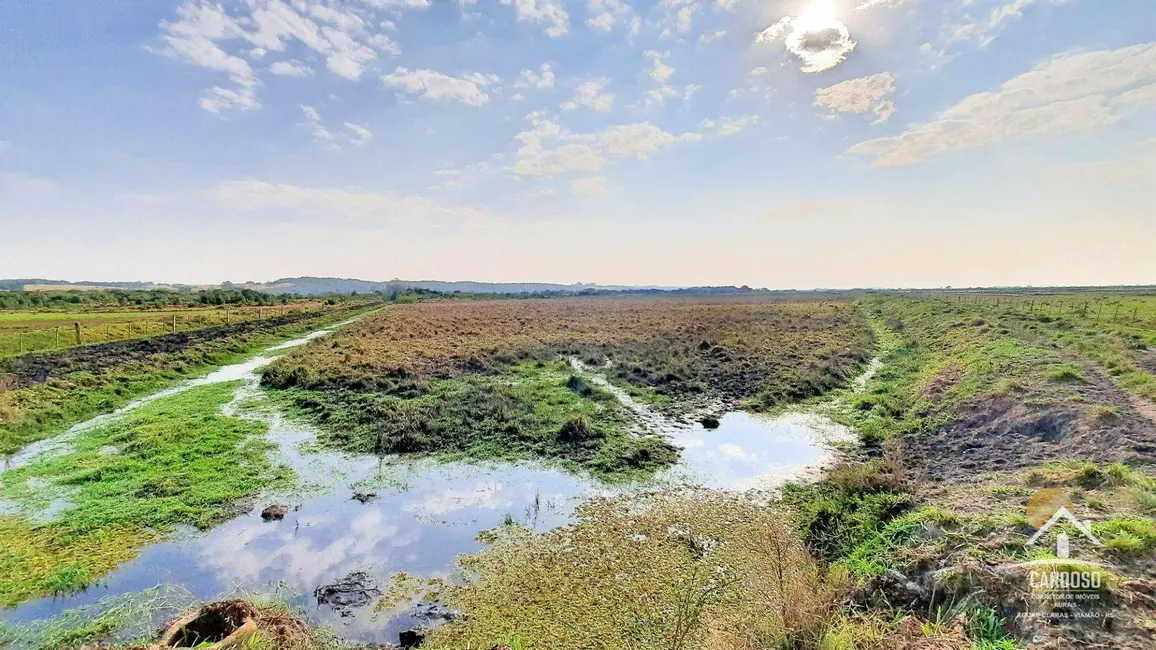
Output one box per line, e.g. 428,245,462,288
0,305,326,358
935,294,1156,330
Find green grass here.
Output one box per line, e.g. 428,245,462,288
1092,518,1156,556
272,360,678,480
0,585,198,650
0,305,372,456
0,381,288,607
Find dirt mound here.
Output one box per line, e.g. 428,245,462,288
158,600,258,648
905,364,1156,482
315,571,381,616
261,504,290,521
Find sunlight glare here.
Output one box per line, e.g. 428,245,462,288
796,0,841,32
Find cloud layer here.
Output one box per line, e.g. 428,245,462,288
849,44,1156,166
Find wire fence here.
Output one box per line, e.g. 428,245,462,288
933,293,1156,330
0,304,327,358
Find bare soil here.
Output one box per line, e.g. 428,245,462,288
904,362,1156,484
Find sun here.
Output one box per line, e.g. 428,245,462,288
796,0,842,32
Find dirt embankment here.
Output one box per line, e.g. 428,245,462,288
905,361,1156,483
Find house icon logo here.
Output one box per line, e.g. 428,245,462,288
1024,488,1099,557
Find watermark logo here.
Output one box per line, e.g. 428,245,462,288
1010,488,1108,621
1024,487,1100,557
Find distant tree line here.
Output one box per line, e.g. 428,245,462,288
0,288,306,310
0,286,459,310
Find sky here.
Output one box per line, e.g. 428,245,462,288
0,0,1154,289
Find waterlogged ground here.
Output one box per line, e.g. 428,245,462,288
0,319,859,646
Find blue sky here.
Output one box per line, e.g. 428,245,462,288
1,0,1153,288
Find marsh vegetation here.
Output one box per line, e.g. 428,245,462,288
2,291,1155,650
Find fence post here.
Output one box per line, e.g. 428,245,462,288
75,322,82,345
172,314,177,333
106,323,111,341
18,331,23,355
56,327,60,348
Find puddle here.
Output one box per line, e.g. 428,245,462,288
0,340,866,645
665,411,854,491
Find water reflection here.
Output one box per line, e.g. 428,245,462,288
1,338,860,645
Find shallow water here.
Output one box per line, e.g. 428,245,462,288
0,331,862,645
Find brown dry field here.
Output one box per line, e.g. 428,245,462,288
262,296,875,410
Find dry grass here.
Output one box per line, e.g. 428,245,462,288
263,297,873,410
429,489,846,650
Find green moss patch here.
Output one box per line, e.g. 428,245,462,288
272,360,678,480
0,382,287,607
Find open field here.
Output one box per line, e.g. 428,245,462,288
261,297,874,476
0,303,374,455
2,291,1155,650
0,304,325,358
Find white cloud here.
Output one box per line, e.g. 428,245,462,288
301,105,335,144
300,106,374,147
269,60,313,77
562,78,614,112
1114,82,1156,107
705,115,759,136
629,16,641,36
715,0,739,11
587,12,615,30
500,0,570,37
754,2,857,73
344,122,374,145
637,50,683,107
947,0,1069,47
155,0,412,111
570,176,611,195
382,67,500,106
200,85,259,113
511,113,700,179
660,0,697,33
158,2,260,112
518,62,555,89
698,30,727,45
586,0,630,31
158,2,252,83
814,72,897,124
645,50,674,83
849,44,1156,166
321,26,377,80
